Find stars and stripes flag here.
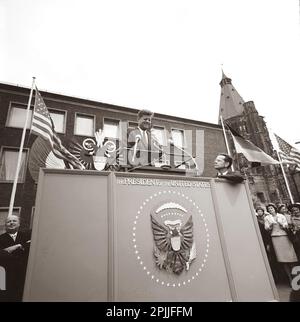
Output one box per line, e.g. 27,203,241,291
31,87,55,144
274,134,300,171
31,87,84,169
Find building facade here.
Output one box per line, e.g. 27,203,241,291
0,82,227,232
219,72,300,206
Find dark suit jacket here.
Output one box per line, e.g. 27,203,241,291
0,230,31,301
217,169,245,183
128,128,162,166
0,230,31,249
0,230,31,258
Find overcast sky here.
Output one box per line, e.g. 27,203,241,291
1,0,299,146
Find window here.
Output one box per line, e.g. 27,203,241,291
171,129,184,148
152,126,167,146
103,119,119,139
7,103,66,134
0,208,21,235
49,110,66,133
128,122,138,130
0,148,28,182
75,114,95,136
6,104,33,129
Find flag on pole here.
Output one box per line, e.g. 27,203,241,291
226,124,279,165
274,134,300,171
31,87,84,170
31,88,55,145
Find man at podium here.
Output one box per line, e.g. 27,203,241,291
128,109,162,167
214,153,244,183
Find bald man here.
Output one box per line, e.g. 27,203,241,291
0,215,31,254
0,215,31,301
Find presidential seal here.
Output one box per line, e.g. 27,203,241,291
132,190,209,288
150,202,196,275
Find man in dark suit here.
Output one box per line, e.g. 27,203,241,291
128,109,162,167
214,153,244,183
0,215,31,301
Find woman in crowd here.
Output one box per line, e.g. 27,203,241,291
278,204,292,226
264,203,298,283
256,206,271,250
256,206,278,280
290,203,300,263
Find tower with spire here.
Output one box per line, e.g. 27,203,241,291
219,71,298,206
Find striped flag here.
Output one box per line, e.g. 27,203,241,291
31,87,84,170
31,87,55,145
274,133,300,171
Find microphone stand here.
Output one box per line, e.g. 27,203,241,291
169,140,199,172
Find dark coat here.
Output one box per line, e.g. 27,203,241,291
0,230,31,250
0,230,31,301
217,169,245,184
128,128,162,166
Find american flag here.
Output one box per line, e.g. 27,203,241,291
275,133,300,171
31,87,84,169
31,87,55,145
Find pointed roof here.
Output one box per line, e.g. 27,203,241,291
218,70,245,122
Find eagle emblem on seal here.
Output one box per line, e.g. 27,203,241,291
150,202,196,275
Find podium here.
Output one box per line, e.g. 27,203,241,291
23,169,278,301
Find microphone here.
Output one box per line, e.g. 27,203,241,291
168,138,174,146
132,134,142,163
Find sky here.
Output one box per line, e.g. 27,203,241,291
1,0,300,146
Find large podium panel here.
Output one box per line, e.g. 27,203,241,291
23,171,109,301
23,169,278,301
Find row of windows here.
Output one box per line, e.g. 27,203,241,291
0,142,191,183
6,103,185,147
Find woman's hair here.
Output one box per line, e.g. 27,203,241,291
255,206,265,213
278,204,287,212
266,203,277,213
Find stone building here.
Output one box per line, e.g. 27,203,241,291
219,72,300,206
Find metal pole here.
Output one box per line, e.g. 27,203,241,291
220,115,234,171
8,77,36,217
276,150,294,204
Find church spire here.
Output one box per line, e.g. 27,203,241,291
218,70,245,121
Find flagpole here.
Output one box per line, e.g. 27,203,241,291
8,77,36,217
276,150,294,204
268,126,295,204
220,115,234,171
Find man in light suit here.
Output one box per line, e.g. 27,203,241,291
128,109,162,167
0,215,31,301
214,153,245,184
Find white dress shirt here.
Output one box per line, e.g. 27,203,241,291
9,232,18,242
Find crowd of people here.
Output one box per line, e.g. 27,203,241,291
255,202,300,288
